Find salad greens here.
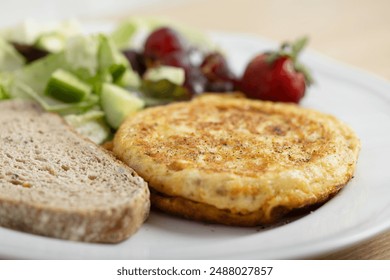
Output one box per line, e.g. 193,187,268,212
0,18,214,144
0,21,147,144
0,38,25,71
64,110,111,145
0,19,81,49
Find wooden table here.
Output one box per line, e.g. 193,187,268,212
102,0,390,259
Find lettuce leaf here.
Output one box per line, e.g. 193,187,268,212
64,111,111,144
0,38,25,71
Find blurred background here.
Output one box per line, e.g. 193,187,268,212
1,0,389,79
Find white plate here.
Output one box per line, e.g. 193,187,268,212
1,31,390,260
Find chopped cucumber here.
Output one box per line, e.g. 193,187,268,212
35,32,66,53
116,68,140,89
45,69,91,103
144,66,185,86
11,81,98,115
100,83,144,129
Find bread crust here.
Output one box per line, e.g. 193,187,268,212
0,100,150,243
114,94,360,225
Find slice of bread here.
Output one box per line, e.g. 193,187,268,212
0,100,150,243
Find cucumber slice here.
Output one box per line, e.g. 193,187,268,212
100,83,144,129
144,66,185,86
116,68,140,89
35,32,65,53
45,69,91,103
12,81,99,115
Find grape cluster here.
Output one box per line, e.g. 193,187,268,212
122,27,237,96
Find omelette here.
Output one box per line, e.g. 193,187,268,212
113,94,360,226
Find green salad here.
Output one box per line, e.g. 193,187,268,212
0,18,215,144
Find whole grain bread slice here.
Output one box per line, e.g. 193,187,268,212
0,100,150,243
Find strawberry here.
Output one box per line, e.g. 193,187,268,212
240,37,313,103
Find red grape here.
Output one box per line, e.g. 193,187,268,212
200,52,237,92
144,27,187,60
200,52,235,82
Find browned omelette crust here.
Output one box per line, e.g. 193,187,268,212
113,94,360,225
149,185,344,226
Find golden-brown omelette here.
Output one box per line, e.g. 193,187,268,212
113,94,360,226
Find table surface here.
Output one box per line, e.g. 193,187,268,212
101,0,390,259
